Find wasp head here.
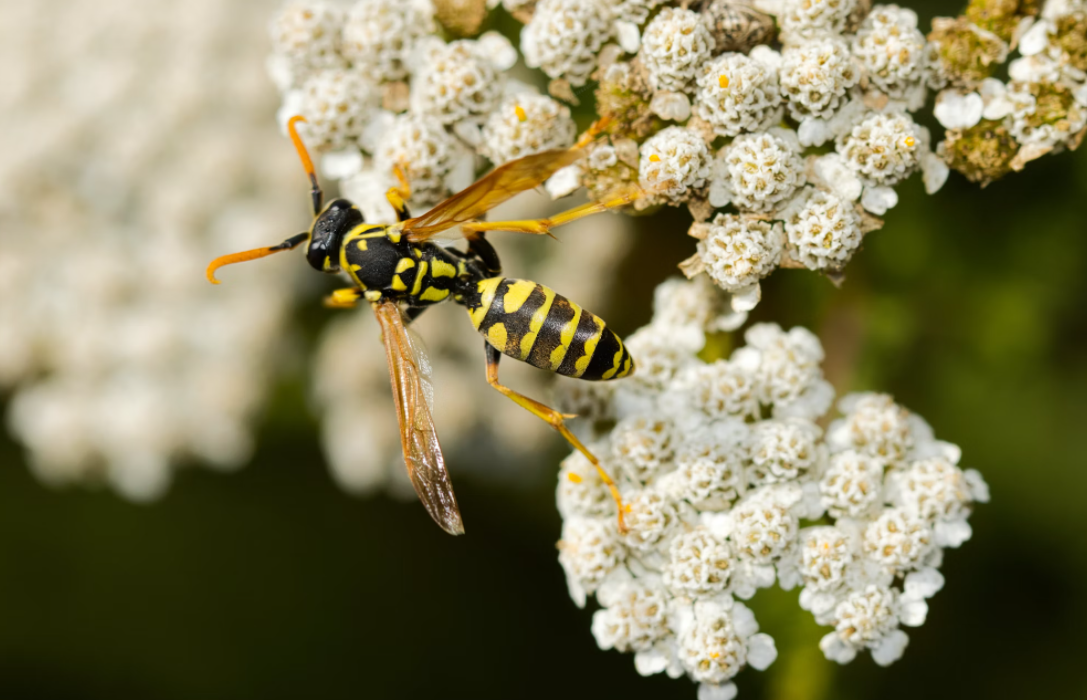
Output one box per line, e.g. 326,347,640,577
306,199,363,273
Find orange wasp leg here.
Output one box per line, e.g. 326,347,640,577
459,188,644,237
484,344,628,533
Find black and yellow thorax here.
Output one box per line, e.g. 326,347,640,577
339,224,469,307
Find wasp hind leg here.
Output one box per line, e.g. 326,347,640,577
459,188,643,238
483,343,627,532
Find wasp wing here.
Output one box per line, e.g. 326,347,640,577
372,300,464,535
402,148,584,242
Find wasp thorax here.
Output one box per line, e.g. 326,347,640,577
306,199,363,272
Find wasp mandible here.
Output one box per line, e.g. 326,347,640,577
207,116,639,535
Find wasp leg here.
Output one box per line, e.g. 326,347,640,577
459,188,642,238
324,287,362,309
386,164,413,222
484,343,627,532
464,232,502,277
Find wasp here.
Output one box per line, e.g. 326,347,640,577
207,116,639,535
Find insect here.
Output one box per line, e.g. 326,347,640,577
207,116,640,535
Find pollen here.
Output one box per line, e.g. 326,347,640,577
718,74,730,89
514,104,527,122
649,154,661,162
567,473,583,484
903,136,916,148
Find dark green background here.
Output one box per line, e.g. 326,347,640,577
2,4,1086,699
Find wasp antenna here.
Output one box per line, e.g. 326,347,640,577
287,115,324,215
206,232,309,284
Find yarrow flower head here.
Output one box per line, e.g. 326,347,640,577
837,111,926,186
780,0,858,40
780,37,860,120
695,52,784,137
521,0,611,87
341,0,434,82
639,126,712,203
717,130,807,213
554,278,989,696
480,94,577,165
852,5,932,108
641,8,717,92
781,188,864,271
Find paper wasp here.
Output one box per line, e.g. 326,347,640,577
207,115,638,535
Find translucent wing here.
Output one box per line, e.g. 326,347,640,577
372,300,464,535
402,148,583,242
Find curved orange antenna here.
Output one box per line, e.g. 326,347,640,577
206,232,309,284
287,115,323,214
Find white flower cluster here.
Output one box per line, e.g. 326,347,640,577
268,0,576,214
504,0,969,314
554,278,988,699
1,0,301,500
930,0,1086,181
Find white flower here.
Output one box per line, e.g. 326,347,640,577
782,188,864,270
719,131,807,212
679,357,762,420
640,8,716,92
410,38,504,125
820,585,908,665
639,126,712,202
798,525,857,591
863,507,933,574
837,111,925,186
665,424,749,510
522,0,612,86
698,214,784,293
559,516,625,606
748,418,822,485
1006,80,1087,150
298,69,378,151
620,488,681,551
610,0,670,25
780,38,860,120
373,114,469,207
744,322,826,408
480,93,577,164
664,528,735,597
342,0,435,82
677,600,749,684
730,487,800,565
828,392,915,465
593,577,672,652
780,0,857,40
270,0,345,77
852,5,930,108
558,448,617,518
695,53,784,137
933,89,985,129
611,414,676,484
819,450,885,519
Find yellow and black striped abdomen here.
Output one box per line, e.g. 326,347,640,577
467,278,634,381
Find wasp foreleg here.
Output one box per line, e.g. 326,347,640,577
483,343,627,532
386,164,413,222
324,287,362,309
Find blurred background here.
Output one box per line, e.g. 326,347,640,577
1,0,1085,698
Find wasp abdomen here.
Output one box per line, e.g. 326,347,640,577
466,278,633,381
